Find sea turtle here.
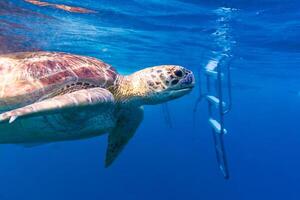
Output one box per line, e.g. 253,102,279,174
0,51,195,166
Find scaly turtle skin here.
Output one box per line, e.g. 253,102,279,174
0,51,195,166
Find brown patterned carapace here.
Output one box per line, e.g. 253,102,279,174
0,51,117,108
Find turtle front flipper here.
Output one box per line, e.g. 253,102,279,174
105,107,144,167
0,88,114,123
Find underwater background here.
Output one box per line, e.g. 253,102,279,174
0,0,300,199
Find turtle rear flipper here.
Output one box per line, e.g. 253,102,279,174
0,88,114,123
105,107,143,167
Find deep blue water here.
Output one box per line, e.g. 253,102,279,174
0,0,300,199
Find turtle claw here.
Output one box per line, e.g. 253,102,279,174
0,112,18,123
9,116,18,123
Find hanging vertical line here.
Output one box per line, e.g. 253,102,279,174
193,51,205,127
162,103,172,128
223,56,234,114
193,67,204,127
216,57,229,179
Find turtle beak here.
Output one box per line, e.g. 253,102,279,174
179,70,195,89
170,70,195,97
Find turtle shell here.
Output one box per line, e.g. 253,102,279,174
0,51,118,109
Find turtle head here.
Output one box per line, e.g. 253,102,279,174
112,65,195,106
139,65,195,105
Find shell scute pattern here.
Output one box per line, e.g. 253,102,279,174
0,52,118,108
25,59,68,79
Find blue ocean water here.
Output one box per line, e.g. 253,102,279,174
0,0,300,199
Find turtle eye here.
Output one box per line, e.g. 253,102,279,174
171,79,179,85
174,70,183,77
